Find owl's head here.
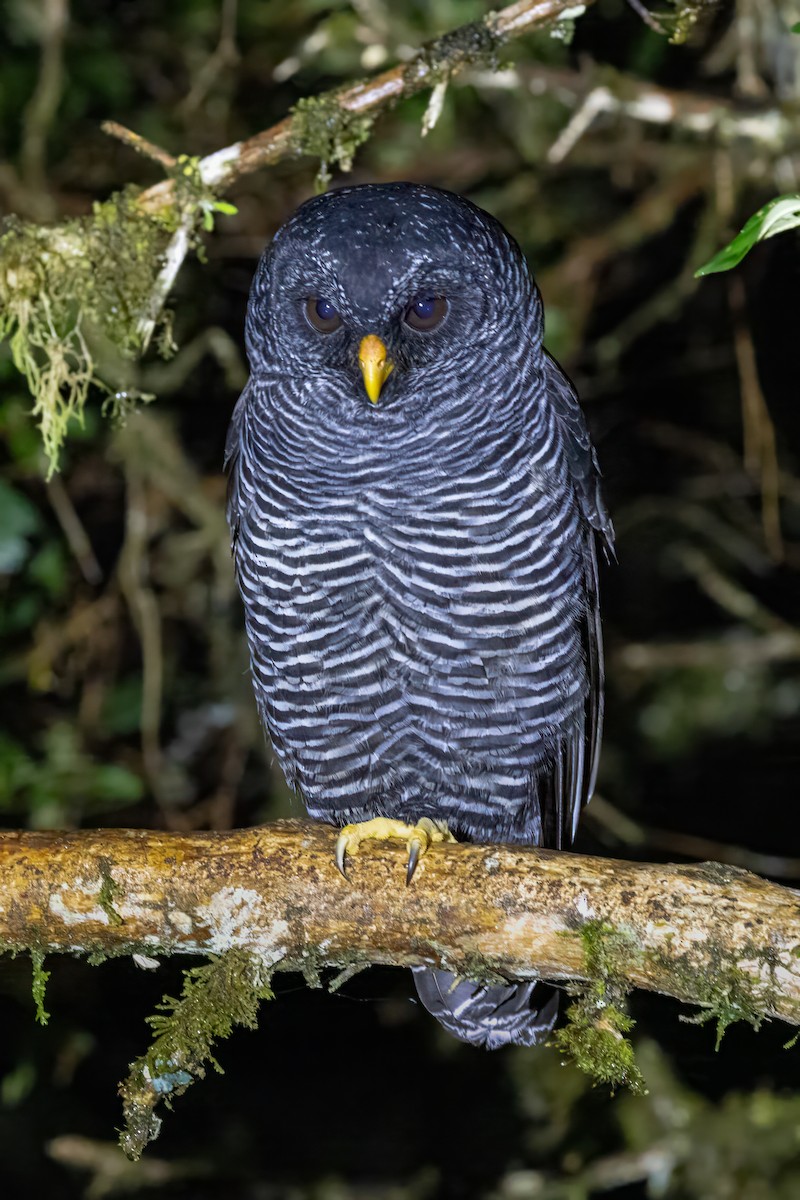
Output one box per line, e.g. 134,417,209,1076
245,183,543,413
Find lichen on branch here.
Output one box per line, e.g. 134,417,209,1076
0,189,173,475
0,152,244,475
1,0,604,471
1,822,798,1154
290,94,377,191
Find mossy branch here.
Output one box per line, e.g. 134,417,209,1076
2,821,799,1021
136,0,597,210
3,820,798,1155
1,0,595,474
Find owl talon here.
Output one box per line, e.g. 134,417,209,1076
406,838,422,886
333,817,455,884
334,831,350,879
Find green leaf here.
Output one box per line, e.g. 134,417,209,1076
792,21,800,32
211,200,238,216
695,194,800,277
0,479,41,574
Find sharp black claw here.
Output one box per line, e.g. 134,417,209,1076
335,837,349,880
406,840,421,886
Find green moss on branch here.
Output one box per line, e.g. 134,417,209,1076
30,949,50,1026
554,920,645,1092
0,189,172,474
119,949,274,1161
290,94,377,191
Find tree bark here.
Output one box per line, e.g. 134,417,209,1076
2,821,799,1025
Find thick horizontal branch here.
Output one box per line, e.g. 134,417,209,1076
2,821,799,1025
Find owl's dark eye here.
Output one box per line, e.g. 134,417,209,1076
405,295,448,332
306,297,342,333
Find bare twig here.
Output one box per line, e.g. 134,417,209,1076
547,85,611,163
625,0,667,35
117,459,165,807
176,0,240,119
101,122,177,171
613,630,800,672
135,217,194,350
471,61,794,151
538,164,709,341
728,273,783,561
674,545,792,634
586,796,800,881
20,0,69,213
45,474,103,586
47,1135,207,1193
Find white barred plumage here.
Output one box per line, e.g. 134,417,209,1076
226,184,613,1048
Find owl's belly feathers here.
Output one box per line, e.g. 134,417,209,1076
239,467,587,841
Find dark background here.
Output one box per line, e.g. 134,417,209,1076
2,0,799,1196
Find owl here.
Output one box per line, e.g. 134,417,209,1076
226,184,613,1047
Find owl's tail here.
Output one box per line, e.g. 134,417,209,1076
412,968,560,1049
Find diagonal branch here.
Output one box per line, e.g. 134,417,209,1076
2,821,799,1025
136,0,595,213
1,0,596,466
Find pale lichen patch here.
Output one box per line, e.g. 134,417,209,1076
194,886,289,965
49,889,110,927
169,910,194,935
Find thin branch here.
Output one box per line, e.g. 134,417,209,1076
135,0,596,213
612,629,800,672
101,122,177,171
586,796,800,881
625,0,667,35
117,460,165,807
135,217,194,350
470,61,794,151
673,544,793,634
728,272,784,561
2,821,799,1025
176,0,240,120
20,0,69,213
45,473,103,585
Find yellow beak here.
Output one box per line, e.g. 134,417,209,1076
359,334,393,404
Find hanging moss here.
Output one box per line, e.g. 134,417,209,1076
119,949,274,1161
0,157,238,475
0,189,171,475
651,0,720,44
553,920,646,1092
552,986,646,1093
555,912,785,1089
30,949,50,1026
651,937,777,1048
290,93,377,191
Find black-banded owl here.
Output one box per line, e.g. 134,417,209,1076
226,183,613,1048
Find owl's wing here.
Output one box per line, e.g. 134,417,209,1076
224,383,251,553
541,352,614,848
542,350,614,555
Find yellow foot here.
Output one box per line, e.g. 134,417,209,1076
334,817,456,886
